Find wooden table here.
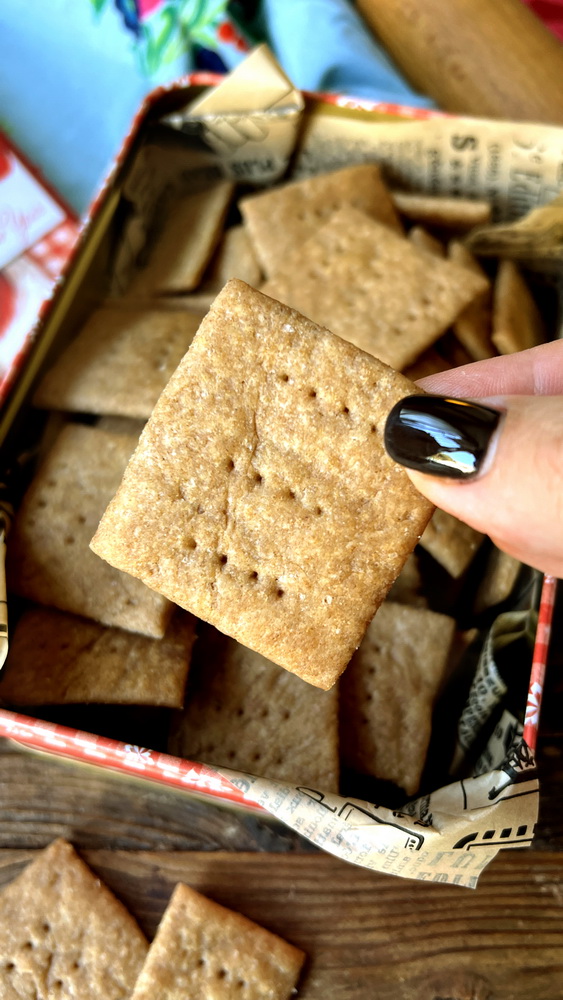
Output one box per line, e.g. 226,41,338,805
1,606,562,999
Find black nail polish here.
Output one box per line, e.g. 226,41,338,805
384,395,502,480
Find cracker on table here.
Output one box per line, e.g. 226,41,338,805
261,207,489,370
408,226,445,257
492,259,546,354
8,423,172,638
34,307,204,420
168,624,339,791
419,508,484,579
0,839,148,1000
0,607,195,708
240,163,402,276
130,881,305,1000
182,224,263,310
474,548,522,614
340,602,455,796
392,192,492,230
449,240,495,361
91,279,433,690
128,180,234,294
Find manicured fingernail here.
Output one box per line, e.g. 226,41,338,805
384,395,503,480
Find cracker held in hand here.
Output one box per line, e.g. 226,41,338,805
240,163,402,276
261,207,489,370
169,625,339,790
130,882,305,1000
129,180,234,294
91,280,433,690
34,307,204,419
340,602,455,796
0,839,148,1000
8,424,172,638
0,607,195,708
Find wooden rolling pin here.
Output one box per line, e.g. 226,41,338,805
356,0,563,124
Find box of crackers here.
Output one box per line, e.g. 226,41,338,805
0,46,558,887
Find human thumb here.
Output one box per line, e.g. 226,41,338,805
384,393,563,578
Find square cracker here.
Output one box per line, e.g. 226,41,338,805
240,163,402,276
168,625,339,791
0,607,195,708
8,423,172,638
261,206,489,370
91,279,433,690
0,839,148,1000
419,508,484,579
128,180,234,294
340,602,455,796
492,259,546,354
130,881,305,1000
449,240,495,361
392,192,492,229
34,307,205,419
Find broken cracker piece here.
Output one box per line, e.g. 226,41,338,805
420,508,484,579
262,206,488,370
240,163,402,276
492,259,546,354
130,882,305,1000
392,192,492,230
34,307,204,420
8,423,172,638
0,607,195,708
0,839,148,1000
340,602,455,796
169,625,339,790
91,279,433,690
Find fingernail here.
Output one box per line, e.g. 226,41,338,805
384,395,502,480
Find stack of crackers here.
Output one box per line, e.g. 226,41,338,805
2,163,541,802
0,839,306,999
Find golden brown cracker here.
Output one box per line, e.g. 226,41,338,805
408,226,445,256
240,163,402,276
8,423,172,638
34,307,204,419
91,279,433,690
0,607,195,708
182,224,263,309
420,509,484,579
492,259,546,354
449,240,495,361
340,602,455,796
130,882,305,1000
168,625,339,790
392,192,492,230
261,206,489,370
129,181,234,294
0,839,148,1000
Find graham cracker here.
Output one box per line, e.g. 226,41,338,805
240,163,403,276
419,509,484,579
261,207,489,370
340,602,455,796
403,346,452,382
8,423,172,638
0,607,195,708
392,192,492,229
474,548,522,614
91,279,434,690
449,240,495,361
130,882,305,1000
182,224,263,309
492,259,546,354
168,625,339,791
128,180,234,294
34,307,204,419
408,226,445,256
0,839,148,1000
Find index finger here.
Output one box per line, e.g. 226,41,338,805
416,340,563,397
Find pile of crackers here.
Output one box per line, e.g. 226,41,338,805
2,163,542,801
0,839,306,999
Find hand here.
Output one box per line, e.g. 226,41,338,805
384,340,563,577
